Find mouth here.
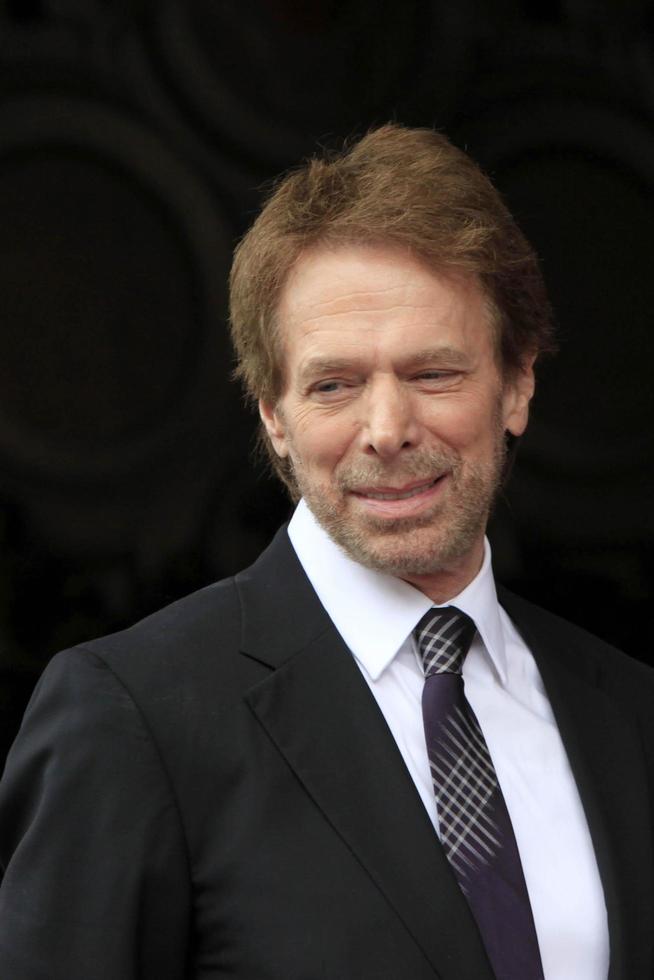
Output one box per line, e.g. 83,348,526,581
349,475,448,517
352,477,442,501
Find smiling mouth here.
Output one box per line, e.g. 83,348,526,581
353,477,443,501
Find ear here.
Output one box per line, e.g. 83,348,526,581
501,354,536,438
259,399,290,458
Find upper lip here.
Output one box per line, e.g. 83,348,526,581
351,476,444,495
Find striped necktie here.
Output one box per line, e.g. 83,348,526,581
415,606,545,980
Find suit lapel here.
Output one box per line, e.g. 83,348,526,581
499,589,654,980
236,529,495,980
236,531,653,977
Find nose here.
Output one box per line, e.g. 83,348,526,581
360,377,421,459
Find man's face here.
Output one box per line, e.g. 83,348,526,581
260,244,534,597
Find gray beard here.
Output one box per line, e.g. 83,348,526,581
295,440,506,578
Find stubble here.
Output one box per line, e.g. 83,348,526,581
294,430,507,578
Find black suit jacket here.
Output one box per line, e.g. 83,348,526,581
1,526,653,979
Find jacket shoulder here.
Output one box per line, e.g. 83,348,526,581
498,586,654,722
84,575,241,669
75,572,277,723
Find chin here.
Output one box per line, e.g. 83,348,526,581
329,517,484,579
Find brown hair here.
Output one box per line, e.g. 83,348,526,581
229,123,555,492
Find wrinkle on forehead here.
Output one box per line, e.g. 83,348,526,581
283,292,480,342
279,244,478,325
288,298,452,325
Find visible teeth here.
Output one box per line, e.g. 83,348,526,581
365,480,436,501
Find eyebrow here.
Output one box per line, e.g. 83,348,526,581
298,346,471,382
405,346,471,368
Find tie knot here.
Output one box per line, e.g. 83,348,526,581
414,606,476,677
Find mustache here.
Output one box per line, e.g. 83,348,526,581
335,448,460,492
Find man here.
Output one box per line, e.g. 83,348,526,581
0,124,652,979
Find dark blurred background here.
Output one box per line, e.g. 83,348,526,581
1,0,653,764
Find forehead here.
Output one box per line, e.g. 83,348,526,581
276,243,494,360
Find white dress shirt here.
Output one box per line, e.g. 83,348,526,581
288,499,609,980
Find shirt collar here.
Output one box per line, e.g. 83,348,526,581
287,498,508,684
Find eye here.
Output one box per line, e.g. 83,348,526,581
409,369,465,392
314,379,344,393
413,370,457,383
309,376,361,401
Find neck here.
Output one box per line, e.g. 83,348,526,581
401,538,485,605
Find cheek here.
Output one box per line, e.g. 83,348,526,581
288,411,357,468
424,402,498,450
